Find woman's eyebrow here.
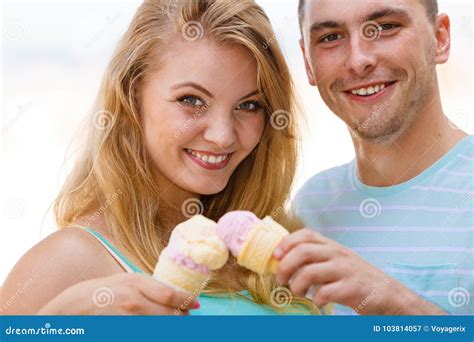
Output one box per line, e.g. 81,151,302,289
172,82,214,98
238,90,259,102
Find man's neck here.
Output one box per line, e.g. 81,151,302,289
353,94,468,187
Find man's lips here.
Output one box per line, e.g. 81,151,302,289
343,81,397,103
344,80,397,93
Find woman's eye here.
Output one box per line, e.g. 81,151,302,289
178,95,205,107
320,33,343,43
237,100,262,112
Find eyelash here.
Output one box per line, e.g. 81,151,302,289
177,95,263,113
318,23,401,43
177,95,206,107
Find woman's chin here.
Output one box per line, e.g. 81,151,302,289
182,178,228,196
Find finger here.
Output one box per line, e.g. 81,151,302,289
274,229,328,260
125,295,180,316
312,282,342,307
289,262,340,297
276,243,332,285
134,274,198,310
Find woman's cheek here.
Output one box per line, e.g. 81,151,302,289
240,113,265,149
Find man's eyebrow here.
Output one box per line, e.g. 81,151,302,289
309,20,343,34
308,7,410,35
363,7,411,22
172,82,214,98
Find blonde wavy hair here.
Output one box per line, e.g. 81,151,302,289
55,0,320,314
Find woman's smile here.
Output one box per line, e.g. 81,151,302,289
184,148,234,171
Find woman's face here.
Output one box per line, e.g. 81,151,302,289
140,38,265,200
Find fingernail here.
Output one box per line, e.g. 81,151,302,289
192,301,201,309
274,248,283,259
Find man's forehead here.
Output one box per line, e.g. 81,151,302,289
304,0,418,26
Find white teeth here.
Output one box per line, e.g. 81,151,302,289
351,83,387,96
186,149,229,164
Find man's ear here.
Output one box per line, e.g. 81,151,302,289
433,14,450,64
300,38,316,86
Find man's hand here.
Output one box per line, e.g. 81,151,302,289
273,228,446,315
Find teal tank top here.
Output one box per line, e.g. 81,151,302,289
78,227,310,315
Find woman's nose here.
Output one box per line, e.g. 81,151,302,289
202,111,237,151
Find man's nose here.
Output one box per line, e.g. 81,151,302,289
345,29,378,77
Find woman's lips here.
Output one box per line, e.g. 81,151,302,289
184,149,233,170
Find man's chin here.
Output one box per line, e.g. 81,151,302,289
350,125,406,145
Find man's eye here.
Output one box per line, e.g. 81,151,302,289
237,100,262,112
320,33,343,43
380,23,400,31
178,95,204,107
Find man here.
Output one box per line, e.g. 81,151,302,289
273,0,473,315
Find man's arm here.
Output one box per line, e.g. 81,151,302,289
274,229,448,315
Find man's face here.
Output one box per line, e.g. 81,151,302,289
301,0,448,143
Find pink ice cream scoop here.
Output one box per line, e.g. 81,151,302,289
216,210,289,274
216,211,260,256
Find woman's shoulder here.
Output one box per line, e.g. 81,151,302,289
1,227,122,314
31,227,123,277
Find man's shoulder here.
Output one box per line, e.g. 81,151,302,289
297,161,354,197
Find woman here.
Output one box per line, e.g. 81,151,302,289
2,0,319,315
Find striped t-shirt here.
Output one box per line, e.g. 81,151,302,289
294,135,473,315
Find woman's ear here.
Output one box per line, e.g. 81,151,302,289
300,38,316,86
433,14,451,65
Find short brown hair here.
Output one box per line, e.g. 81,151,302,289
298,0,438,31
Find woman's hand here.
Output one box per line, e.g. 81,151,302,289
37,273,198,315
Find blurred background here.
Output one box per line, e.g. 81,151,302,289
1,0,472,284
